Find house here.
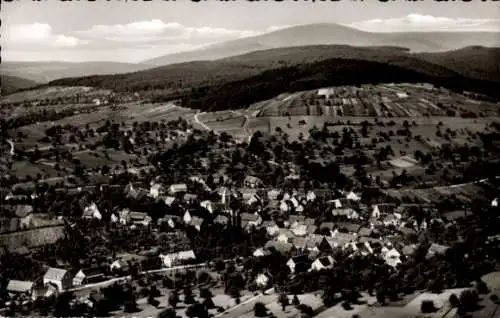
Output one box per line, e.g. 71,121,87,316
43,267,73,291
492,198,498,207
291,224,308,237
241,213,262,228
200,200,214,214
158,215,181,228
169,183,187,194
332,208,359,219
16,205,34,229
110,259,129,272
427,243,450,258
280,200,292,213
149,183,165,198
32,284,58,301
287,255,312,273
336,222,360,234
331,198,352,209
218,186,237,204
306,191,316,202
243,175,263,188
191,216,204,231
276,229,295,243
214,215,229,225
164,196,176,207
309,256,335,271
383,247,402,267
292,234,324,251
118,209,131,224
160,250,196,267
183,210,192,224
245,192,262,206
264,222,280,237
83,202,102,220
372,204,396,219
382,214,399,227
267,189,281,201
346,191,361,201
255,273,271,288
264,240,295,255
253,248,270,258
7,280,34,295
402,244,417,257
72,268,105,286
129,212,152,226
124,183,148,200
183,193,198,202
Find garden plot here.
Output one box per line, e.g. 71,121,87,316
389,156,419,168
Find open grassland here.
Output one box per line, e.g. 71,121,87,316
1,86,113,104
0,226,65,252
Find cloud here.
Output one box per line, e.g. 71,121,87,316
348,14,500,32
3,23,89,48
76,19,261,44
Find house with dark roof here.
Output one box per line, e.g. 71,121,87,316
243,175,263,188
43,267,72,291
129,211,152,227
287,254,312,273
309,256,335,271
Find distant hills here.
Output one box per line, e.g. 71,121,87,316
144,23,500,66
1,61,150,83
1,75,39,95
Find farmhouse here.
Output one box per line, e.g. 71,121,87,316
129,212,152,227
43,267,73,291
82,202,102,220
169,183,187,194
7,280,34,295
309,256,335,271
200,200,214,213
243,175,263,188
287,255,312,274
72,268,105,286
160,250,196,268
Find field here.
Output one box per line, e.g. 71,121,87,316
0,226,65,251
1,86,113,104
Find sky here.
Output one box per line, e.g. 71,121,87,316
2,1,499,63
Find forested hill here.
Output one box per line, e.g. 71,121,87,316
48,45,499,93
1,75,39,95
162,58,500,112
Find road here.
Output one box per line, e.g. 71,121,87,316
230,110,252,143
70,263,208,295
7,139,14,155
193,112,212,131
215,288,274,317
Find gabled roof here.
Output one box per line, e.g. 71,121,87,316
177,250,196,260
7,280,33,293
44,267,68,281
290,254,311,264
336,222,361,233
241,213,260,222
264,240,294,254
129,211,149,220
374,203,397,214
214,215,229,224
191,216,204,227
317,256,334,267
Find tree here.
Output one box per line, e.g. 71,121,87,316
158,308,176,318
199,287,213,299
278,293,289,311
254,302,268,317
169,291,179,309
184,287,195,304
292,294,300,306
449,293,460,308
421,300,437,313
476,279,489,294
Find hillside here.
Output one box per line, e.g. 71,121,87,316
48,45,499,96
177,58,500,112
1,61,151,83
417,46,500,82
144,23,500,66
1,75,39,95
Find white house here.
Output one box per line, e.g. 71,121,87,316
160,250,196,268
291,224,308,237
253,248,270,258
372,205,381,219
183,211,192,224
43,268,72,291
309,256,335,271
200,200,214,214
286,255,311,274
306,191,316,202
255,273,270,288
265,224,280,237
492,198,498,207
280,201,291,212
7,280,34,295
164,196,176,207
383,247,402,267
149,183,164,198
169,183,187,194
346,191,361,201
290,197,299,209
82,202,102,220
